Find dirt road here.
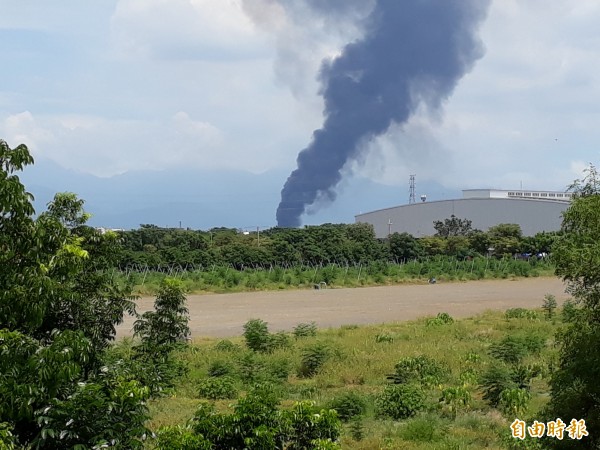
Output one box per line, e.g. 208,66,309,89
116,277,569,339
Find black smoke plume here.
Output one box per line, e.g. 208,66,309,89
276,0,489,227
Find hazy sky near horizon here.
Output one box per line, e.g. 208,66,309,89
1,1,600,209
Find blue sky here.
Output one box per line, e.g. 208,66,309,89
2,1,600,228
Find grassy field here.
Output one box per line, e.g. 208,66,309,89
118,257,555,295
130,301,566,449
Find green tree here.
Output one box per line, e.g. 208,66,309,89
243,318,273,353
44,192,91,229
419,236,447,256
134,278,190,347
468,230,491,255
388,232,423,261
544,163,600,449
132,278,190,394
488,223,523,240
488,223,523,256
0,140,149,448
433,215,473,237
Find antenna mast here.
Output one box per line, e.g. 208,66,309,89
409,174,416,204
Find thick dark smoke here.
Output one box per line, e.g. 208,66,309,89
276,0,490,227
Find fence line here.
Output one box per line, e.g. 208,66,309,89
113,256,552,285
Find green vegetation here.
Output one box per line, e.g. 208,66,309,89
154,385,341,449
145,307,566,449
118,256,555,295
117,215,558,271
0,140,154,448
294,322,318,338
0,140,193,449
112,205,559,295
4,138,598,449
543,164,600,449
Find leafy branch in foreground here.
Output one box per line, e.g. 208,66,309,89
0,139,149,448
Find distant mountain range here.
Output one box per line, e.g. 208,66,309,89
21,159,460,230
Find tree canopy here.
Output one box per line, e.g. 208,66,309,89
0,140,148,448
545,163,600,449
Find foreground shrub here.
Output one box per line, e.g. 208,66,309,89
237,352,266,384
480,364,517,408
243,319,273,353
480,362,540,411
0,423,16,450
34,372,151,449
184,386,341,449
440,386,471,418
386,355,449,386
542,294,558,319
561,299,579,322
271,331,292,350
499,388,531,416
214,339,240,352
207,360,234,378
399,414,446,443
327,391,368,422
489,333,546,365
298,342,331,378
376,384,425,420
294,322,318,338
0,142,156,447
155,425,211,450
426,312,455,326
198,376,238,400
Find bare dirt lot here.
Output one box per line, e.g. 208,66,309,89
115,277,570,339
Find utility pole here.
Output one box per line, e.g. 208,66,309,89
409,174,416,204
388,218,393,237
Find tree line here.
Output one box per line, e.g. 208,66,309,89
116,216,559,270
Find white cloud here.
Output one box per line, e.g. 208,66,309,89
1,111,228,176
110,0,267,61
3,111,55,152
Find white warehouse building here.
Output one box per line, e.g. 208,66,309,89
355,189,571,238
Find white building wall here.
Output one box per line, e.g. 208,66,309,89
461,189,572,200
355,198,569,238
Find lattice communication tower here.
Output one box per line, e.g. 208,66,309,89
409,174,416,204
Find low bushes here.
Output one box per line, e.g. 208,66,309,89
198,376,238,400
327,391,368,422
158,387,342,449
386,355,449,387
375,384,426,420
298,342,331,378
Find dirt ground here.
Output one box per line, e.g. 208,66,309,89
115,277,569,339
